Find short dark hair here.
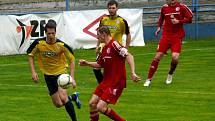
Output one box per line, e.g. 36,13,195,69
97,26,111,35
107,0,118,7
45,19,57,32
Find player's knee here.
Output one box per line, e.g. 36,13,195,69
96,104,106,113
154,55,162,61
172,53,179,60
63,94,70,102
152,56,161,63
61,98,68,105
58,90,69,105
89,101,97,109
154,52,164,60
153,58,160,62
172,56,179,62
53,102,63,108
171,56,179,65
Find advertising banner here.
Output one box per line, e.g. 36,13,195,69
0,9,144,55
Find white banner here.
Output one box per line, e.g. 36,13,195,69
0,9,144,55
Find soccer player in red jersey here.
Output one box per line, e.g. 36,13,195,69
79,26,140,121
144,0,193,86
93,0,131,84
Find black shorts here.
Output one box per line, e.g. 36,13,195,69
44,74,60,96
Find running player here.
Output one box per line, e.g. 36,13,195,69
27,19,81,121
79,26,140,121
144,0,193,86
93,0,131,84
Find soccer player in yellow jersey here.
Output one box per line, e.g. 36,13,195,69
94,0,131,83
27,19,80,121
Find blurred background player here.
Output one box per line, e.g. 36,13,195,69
79,26,140,121
143,0,193,86
27,19,81,121
93,0,131,84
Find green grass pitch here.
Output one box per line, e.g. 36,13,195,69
0,38,215,121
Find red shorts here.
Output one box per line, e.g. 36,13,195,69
157,35,183,53
94,84,123,104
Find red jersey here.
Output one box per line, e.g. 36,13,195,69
158,2,193,38
97,39,127,89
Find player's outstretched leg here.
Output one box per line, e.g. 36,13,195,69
103,108,126,121
144,58,160,87
90,111,99,121
64,101,77,121
93,69,103,84
68,92,81,109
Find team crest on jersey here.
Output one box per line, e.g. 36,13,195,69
107,48,110,54
170,14,174,19
42,51,57,57
113,89,117,95
116,20,120,24
176,7,180,11
107,25,117,29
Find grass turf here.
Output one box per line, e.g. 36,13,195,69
0,38,215,121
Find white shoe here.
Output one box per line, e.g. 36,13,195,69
166,74,173,84
143,79,151,87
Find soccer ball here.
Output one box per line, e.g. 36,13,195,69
57,74,72,89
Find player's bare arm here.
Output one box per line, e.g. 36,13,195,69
28,56,39,83
125,33,131,48
155,27,161,36
69,61,76,88
126,53,141,82
79,59,101,68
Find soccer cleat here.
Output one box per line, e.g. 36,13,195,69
69,92,81,109
166,74,173,84
143,79,151,87
73,92,81,109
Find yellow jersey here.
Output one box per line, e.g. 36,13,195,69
27,37,75,75
100,15,130,45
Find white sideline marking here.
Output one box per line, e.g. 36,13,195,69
0,83,46,88
1,83,215,95
135,47,215,56
0,62,27,66
125,89,215,95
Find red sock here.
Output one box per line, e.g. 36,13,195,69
147,59,160,80
103,108,126,121
90,111,99,121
